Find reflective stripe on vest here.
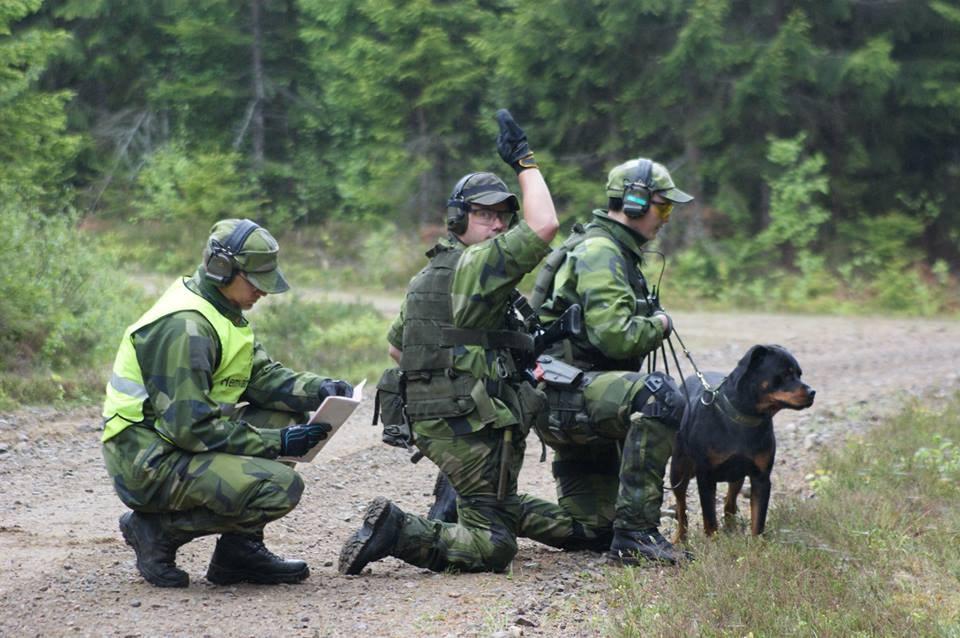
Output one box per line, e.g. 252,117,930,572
101,278,254,442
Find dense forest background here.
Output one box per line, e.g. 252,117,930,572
2,0,959,405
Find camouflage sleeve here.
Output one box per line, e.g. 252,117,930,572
243,341,326,412
386,300,405,349
132,312,282,457
571,236,664,359
452,220,551,324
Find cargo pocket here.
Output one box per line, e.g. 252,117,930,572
541,384,596,445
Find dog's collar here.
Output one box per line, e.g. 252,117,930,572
715,389,765,428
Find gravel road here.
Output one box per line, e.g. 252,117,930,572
1,311,957,637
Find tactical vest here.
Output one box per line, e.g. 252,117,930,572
531,222,652,372
399,242,533,423
101,278,254,442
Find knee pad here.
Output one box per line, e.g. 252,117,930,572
631,372,686,429
485,530,519,573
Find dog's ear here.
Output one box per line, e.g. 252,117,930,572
731,345,770,395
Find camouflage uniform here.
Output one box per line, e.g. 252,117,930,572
102,271,331,538
384,220,552,572
518,208,681,549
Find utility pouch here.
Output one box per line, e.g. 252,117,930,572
374,367,413,448
374,367,406,427
515,380,548,437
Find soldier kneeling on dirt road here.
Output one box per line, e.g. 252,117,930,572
338,109,562,575
102,219,352,588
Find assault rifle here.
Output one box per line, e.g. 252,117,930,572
511,293,582,374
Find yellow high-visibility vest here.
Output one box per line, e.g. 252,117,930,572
101,278,254,441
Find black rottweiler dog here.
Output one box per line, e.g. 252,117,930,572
670,344,815,542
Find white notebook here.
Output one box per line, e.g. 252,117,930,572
280,379,365,462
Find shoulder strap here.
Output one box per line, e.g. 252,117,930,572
529,223,588,311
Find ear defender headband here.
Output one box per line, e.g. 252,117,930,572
204,219,261,286
446,172,480,235
622,158,655,218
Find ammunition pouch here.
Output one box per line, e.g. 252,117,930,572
404,371,484,422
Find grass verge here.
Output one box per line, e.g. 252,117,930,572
251,295,393,385
607,394,960,637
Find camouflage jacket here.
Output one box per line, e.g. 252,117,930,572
129,271,330,457
387,221,551,437
539,211,665,371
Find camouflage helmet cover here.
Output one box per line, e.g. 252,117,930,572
605,159,694,204
203,218,290,293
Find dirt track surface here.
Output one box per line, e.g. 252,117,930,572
2,311,958,637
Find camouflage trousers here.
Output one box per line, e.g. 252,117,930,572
101,405,305,537
392,422,528,573
519,371,676,547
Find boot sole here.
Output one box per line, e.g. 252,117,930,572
119,513,189,588
338,497,393,575
205,563,310,586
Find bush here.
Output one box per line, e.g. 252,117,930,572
132,143,264,229
250,295,393,384
0,203,145,407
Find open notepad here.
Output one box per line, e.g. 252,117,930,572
280,379,365,462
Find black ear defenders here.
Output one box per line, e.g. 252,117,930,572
622,158,655,218
446,172,480,235
204,219,260,286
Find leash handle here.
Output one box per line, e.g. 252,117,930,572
668,327,722,403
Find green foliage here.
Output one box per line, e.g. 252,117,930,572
758,133,829,257
131,143,263,229
0,203,145,408
913,435,960,484
607,394,960,637
299,0,504,224
0,0,79,207
250,296,392,384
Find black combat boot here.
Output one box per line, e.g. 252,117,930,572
119,511,193,588
607,528,692,566
426,471,459,523
338,496,405,575
205,533,309,585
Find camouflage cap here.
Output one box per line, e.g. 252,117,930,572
605,158,694,203
206,219,290,294
457,172,519,211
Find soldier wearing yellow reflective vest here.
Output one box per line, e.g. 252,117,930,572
102,219,352,588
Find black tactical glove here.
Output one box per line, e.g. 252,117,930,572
318,379,353,402
495,108,537,174
653,310,673,339
279,422,332,457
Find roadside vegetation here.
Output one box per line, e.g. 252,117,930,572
607,394,960,637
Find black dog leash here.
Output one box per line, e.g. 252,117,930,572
668,326,725,403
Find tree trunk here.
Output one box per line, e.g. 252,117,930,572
250,0,265,171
